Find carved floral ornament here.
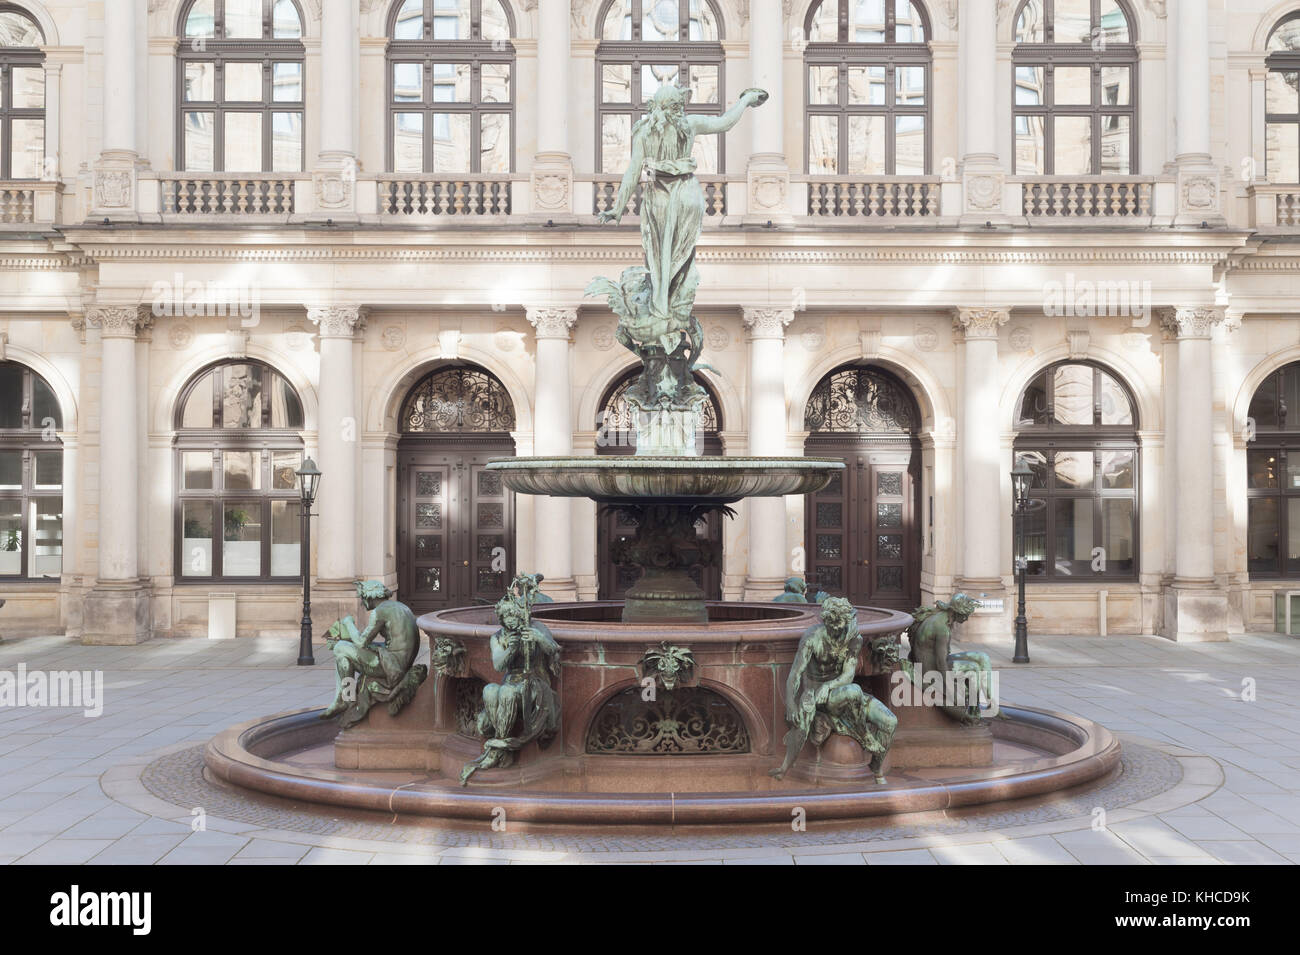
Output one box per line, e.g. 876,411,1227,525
527,306,579,339
1159,306,1225,340
953,307,1010,340
307,305,367,338
741,307,794,340
87,305,152,339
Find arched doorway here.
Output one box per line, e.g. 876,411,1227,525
595,367,724,601
803,363,921,611
395,364,516,613
0,361,64,579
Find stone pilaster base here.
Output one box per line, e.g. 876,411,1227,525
744,157,792,225
951,580,1010,638
1162,584,1229,642
1174,161,1224,227
742,576,787,602
81,584,152,645
527,151,576,224
91,152,140,222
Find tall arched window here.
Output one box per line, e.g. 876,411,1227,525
1246,362,1300,578
386,0,515,174
1266,14,1300,184
1012,0,1137,175
0,5,44,180
595,0,725,174
174,361,305,581
1013,361,1138,579
0,362,62,579
803,0,930,175
177,0,305,172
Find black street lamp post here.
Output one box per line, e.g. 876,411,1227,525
1011,459,1032,664
296,457,322,666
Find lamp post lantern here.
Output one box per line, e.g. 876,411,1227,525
296,457,322,666
1011,459,1032,664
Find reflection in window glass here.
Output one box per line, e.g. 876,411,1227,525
271,500,301,576
31,498,60,577
0,503,21,575
182,501,214,577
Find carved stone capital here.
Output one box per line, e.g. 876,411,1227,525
741,307,794,340
307,305,367,338
1066,328,1090,360
1159,306,1225,340
952,307,1010,340
86,305,150,340
527,306,579,339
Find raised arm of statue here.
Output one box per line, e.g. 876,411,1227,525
598,131,646,225
688,88,768,136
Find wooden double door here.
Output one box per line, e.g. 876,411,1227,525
397,440,514,615
805,441,921,612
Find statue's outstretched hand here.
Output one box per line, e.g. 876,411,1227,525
741,88,769,108
597,209,621,224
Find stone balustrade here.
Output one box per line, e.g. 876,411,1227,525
802,177,941,219
378,175,515,217
1019,177,1155,219
158,174,299,217
0,181,59,227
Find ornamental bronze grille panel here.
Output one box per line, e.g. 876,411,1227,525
400,367,516,433
453,677,488,737
804,366,917,433
586,685,750,755
601,372,719,434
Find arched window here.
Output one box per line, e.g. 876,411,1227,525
1013,361,1138,579
1266,14,1300,184
386,0,515,174
0,5,44,180
1012,0,1137,175
174,360,305,581
595,0,725,174
177,0,305,172
1246,362,1300,578
802,0,930,175
0,362,62,579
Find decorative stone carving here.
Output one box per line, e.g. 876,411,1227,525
913,326,938,351
1159,306,1225,340
284,322,309,350
1179,173,1219,213
1008,326,1032,352
705,324,731,350
801,325,826,352
313,171,354,211
741,306,794,340
526,306,578,340
86,305,148,339
859,328,881,359
941,0,958,29
637,642,697,691
953,307,1010,340
94,170,132,209
530,172,570,212
381,324,406,351
494,327,519,352
904,593,993,725
320,581,429,731
307,305,366,338
168,323,195,350
964,173,1003,212
1143,0,1167,17
750,173,787,211
591,322,616,351
1122,331,1148,352
1067,328,1090,360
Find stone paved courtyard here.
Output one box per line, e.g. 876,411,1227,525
1,630,1298,865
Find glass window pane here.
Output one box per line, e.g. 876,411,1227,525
394,62,422,103
1249,376,1279,429
32,376,60,431
272,62,301,102
394,0,422,38
1053,0,1091,43
1055,66,1091,106
1248,497,1279,574
31,498,61,577
643,0,679,41
272,451,301,490
689,64,718,105
271,500,301,576
642,63,680,100
602,64,631,103
1100,372,1133,425
223,503,262,576
0,364,20,428
1017,371,1049,426
1102,65,1131,107
393,112,424,173
1100,450,1133,489
895,115,925,175
184,111,215,171
9,119,43,179
1290,500,1300,576
223,451,261,490
0,450,20,488
601,0,631,40
185,62,215,102
1286,450,1300,490
1052,364,1095,425
1054,497,1094,575
1098,0,1130,43
847,66,885,105
601,113,631,174
1054,115,1094,175
182,501,214,577
1249,449,1280,489
273,0,302,38
688,0,718,41
847,116,886,174
185,0,215,38
432,62,470,103
1016,0,1045,43
1016,65,1043,105
33,451,61,489
808,0,837,41
849,0,885,42
1053,451,1094,490
1267,122,1299,183
1283,365,1300,430
1015,449,1050,489
0,502,21,575
224,113,263,171
1268,70,1300,115
1014,114,1045,174
1023,497,1047,576
271,112,302,171
182,372,214,428
1101,499,1134,573
1101,115,1131,174
432,112,471,173
183,451,214,489
897,0,925,42
896,65,925,106
810,66,838,106
482,0,510,42
221,364,264,428
482,62,510,104
480,113,510,173
809,115,839,174
11,67,43,109
224,0,262,39
224,62,262,102
270,375,303,429
433,0,468,38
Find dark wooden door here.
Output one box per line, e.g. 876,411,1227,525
597,505,723,601
397,442,514,614
805,443,920,611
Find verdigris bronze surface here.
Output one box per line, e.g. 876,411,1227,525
774,577,809,603
321,580,427,730
460,574,561,785
904,593,993,725
771,597,898,784
638,642,697,691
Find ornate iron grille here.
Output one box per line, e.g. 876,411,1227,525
804,367,916,433
585,685,750,755
601,372,719,433
400,367,516,433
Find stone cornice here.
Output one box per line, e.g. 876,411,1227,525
1159,306,1225,340
86,305,151,340
307,304,367,338
952,306,1010,340
741,307,794,339
526,306,579,339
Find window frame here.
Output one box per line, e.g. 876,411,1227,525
385,0,517,175
1245,362,1300,579
0,362,63,582
1011,0,1139,176
801,0,932,176
0,5,45,181
175,0,306,173
1265,13,1300,184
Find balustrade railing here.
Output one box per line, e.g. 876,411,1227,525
1019,177,1154,218
160,175,298,215
379,175,513,216
803,177,940,218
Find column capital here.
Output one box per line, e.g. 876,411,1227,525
527,306,579,339
741,307,794,340
952,307,1010,340
86,305,151,340
1159,306,1224,340
308,304,367,338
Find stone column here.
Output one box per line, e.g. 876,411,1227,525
312,0,359,220
1160,307,1228,641
93,0,140,218
530,0,575,220
308,306,365,586
953,307,1009,634
746,0,790,222
1173,0,1221,221
82,306,150,644
528,307,579,600
959,0,1005,222
742,307,793,598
